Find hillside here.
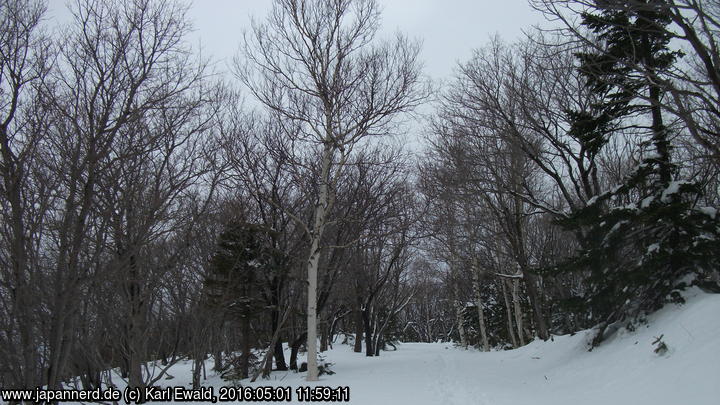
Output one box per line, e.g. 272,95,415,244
50,288,718,405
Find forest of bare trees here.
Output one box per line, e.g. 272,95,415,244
0,0,718,395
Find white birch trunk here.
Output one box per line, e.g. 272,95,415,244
512,277,526,346
475,294,489,352
451,271,467,348
305,145,333,382
472,263,489,352
455,300,468,349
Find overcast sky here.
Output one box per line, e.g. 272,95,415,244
46,0,545,147
48,0,544,82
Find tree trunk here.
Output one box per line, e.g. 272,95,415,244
214,351,223,372
192,357,202,389
511,277,526,346
126,254,146,390
270,310,287,370
319,315,328,352
508,135,549,341
522,272,549,340
289,333,305,370
454,280,468,348
328,313,341,350
128,345,143,391
472,268,490,352
252,304,290,382
306,235,321,379
501,278,519,348
273,338,287,371
213,320,224,372
374,335,384,356
305,144,333,381
240,317,250,379
0,153,38,389
362,308,374,357
353,309,363,353
455,301,467,348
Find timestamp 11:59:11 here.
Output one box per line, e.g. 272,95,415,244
296,386,350,402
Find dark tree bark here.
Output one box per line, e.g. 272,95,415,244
354,310,363,353
240,317,251,379
289,333,306,371
362,309,374,357
270,309,287,370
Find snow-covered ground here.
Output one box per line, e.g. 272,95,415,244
64,288,720,404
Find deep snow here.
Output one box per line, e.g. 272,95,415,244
61,288,720,404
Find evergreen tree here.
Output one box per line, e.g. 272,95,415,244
204,221,288,378
548,0,720,346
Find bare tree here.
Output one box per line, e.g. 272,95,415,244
38,0,219,389
0,0,51,391
238,0,427,380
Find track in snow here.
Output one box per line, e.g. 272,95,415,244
58,290,720,405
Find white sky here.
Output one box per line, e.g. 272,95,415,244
46,0,545,146
48,0,544,82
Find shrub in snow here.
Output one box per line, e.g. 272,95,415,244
299,356,335,376
652,335,668,356
220,351,261,382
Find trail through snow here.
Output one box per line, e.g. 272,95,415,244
61,289,720,404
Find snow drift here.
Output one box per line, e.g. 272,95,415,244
53,288,720,405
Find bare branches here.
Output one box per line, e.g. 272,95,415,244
0,0,50,390
238,0,428,148
239,0,426,381
0,0,229,391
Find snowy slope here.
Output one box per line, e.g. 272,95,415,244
58,289,720,404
